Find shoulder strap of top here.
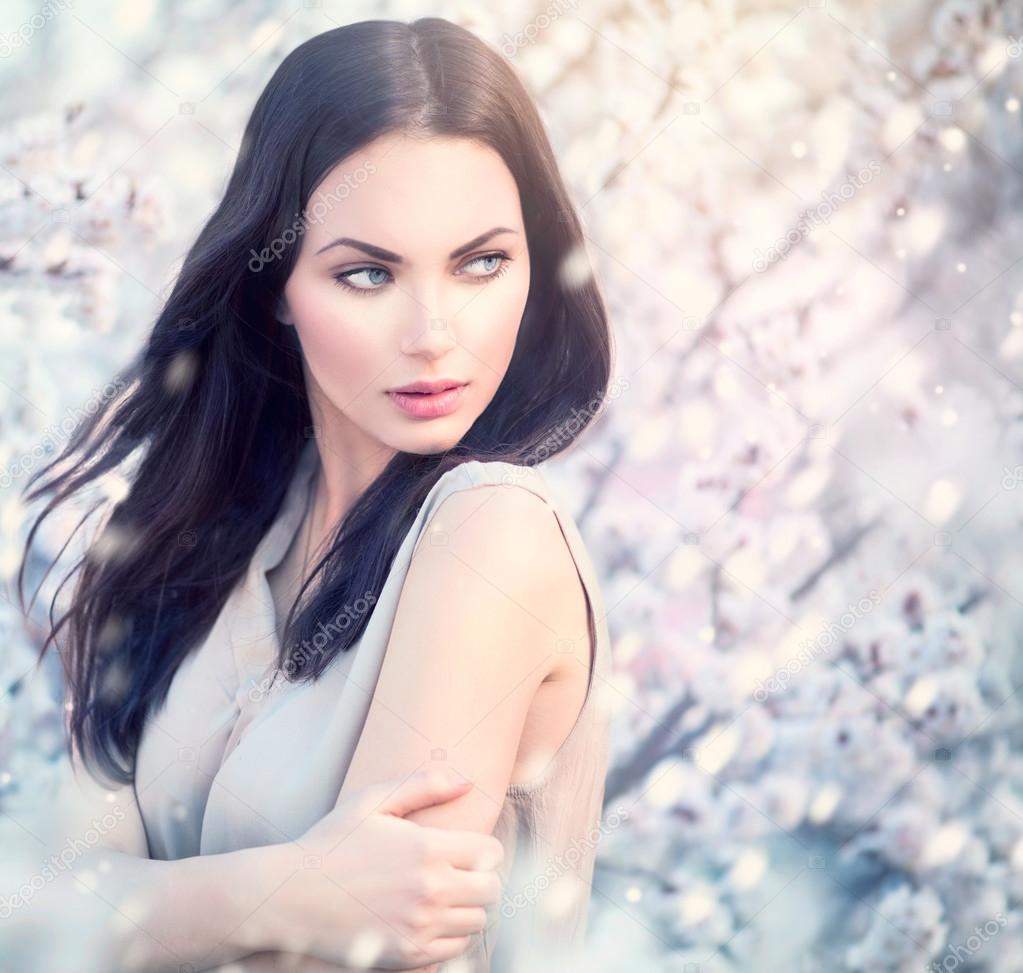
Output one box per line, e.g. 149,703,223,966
411,459,553,559
411,459,612,788
416,461,605,642
444,459,551,499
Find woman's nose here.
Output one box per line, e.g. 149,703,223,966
400,305,458,358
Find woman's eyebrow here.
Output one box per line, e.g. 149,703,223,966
314,226,518,262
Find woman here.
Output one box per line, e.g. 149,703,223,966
17,16,614,972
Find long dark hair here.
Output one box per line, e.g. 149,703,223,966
16,17,613,786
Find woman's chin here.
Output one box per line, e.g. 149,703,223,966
384,425,469,457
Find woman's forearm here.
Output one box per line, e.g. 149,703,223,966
5,840,296,973
198,950,442,972
6,766,500,972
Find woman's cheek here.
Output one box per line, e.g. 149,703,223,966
474,305,524,374
293,293,387,401
318,324,386,402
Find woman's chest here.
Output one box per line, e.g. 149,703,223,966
136,635,366,856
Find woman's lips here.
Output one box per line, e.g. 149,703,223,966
387,383,467,418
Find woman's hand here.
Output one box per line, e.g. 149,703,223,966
231,767,503,971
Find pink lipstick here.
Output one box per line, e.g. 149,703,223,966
388,379,468,419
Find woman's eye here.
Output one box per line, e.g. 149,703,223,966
457,252,513,284
332,266,391,292
461,253,506,277
331,253,511,295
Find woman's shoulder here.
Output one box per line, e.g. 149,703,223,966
414,458,599,643
411,458,605,617
416,461,554,555
419,458,598,576
433,458,550,497
416,459,564,550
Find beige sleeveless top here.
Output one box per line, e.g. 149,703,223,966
134,438,613,971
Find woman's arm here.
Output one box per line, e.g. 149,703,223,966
331,482,594,972
200,768,504,973
6,761,293,972
12,738,502,971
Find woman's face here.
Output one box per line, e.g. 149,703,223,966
277,131,531,459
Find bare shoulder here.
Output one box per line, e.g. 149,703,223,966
415,477,593,676
420,477,571,582
337,472,595,820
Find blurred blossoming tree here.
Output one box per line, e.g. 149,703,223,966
2,0,1023,970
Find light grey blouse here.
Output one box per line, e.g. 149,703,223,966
133,438,613,971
